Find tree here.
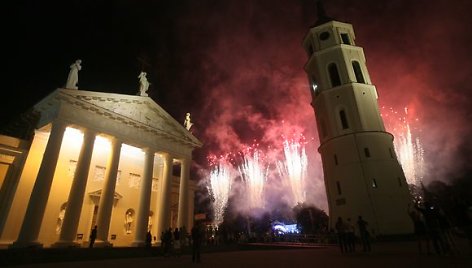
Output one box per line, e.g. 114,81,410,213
293,203,329,234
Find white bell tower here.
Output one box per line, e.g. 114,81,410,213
303,2,413,236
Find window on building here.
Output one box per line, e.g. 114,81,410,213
328,63,341,87
372,178,378,188
334,154,338,165
364,148,371,158
340,110,349,129
311,76,319,95
341,33,351,45
352,61,365,83
336,181,342,195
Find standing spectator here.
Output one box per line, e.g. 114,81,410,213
415,202,446,255
357,216,371,252
164,227,173,256
408,203,430,255
346,218,356,253
173,227,181,256
145,231,152,248
89,225,97,248
179,226,188,248
192,222,203,263
335,217,347,253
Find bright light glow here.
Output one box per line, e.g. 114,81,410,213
94,135,111,152
63,127,84,150
238,149,267,209
272,222,300,234
121,143,144,158
277,136,308,206
207,162,233,225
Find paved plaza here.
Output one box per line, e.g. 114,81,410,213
3,238,472,268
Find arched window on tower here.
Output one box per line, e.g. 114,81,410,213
339,110,349,129
341,33,351,45
352,61,365,83
328,63,341,87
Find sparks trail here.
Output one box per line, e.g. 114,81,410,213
207,161,233,225
381,106,425,185
205,133,314,223
277,135,308,206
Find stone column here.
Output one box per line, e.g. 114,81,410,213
157,153,173,237
11,121,67,248
0,147,28,239
94,137,121,247
53,129,96,247
132,148,154,247
177,158,190,229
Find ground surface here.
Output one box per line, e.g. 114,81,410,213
2,238,471,268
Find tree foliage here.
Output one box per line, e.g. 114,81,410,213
293,203,329,234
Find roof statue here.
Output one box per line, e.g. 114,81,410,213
184,112,193,131
138,71,150,97
65,59,82,89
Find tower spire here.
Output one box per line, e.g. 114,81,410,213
313,0,334,27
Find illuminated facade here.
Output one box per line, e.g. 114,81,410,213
0,88,202,248
303,6,413,236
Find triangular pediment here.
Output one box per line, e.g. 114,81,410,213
88,189,123,200
34,88,202,148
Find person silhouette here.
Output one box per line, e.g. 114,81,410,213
335,217,347,253
146,231,152,248
357,216,371,252
89,225,97,248
191,222,203,263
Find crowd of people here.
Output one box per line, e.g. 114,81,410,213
407,201,461,255
335,216,371,254
331,199,471,256
155,222,204,262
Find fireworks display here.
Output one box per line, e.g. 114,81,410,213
206,135,313,224
381,106,425,185
277,136,308,206
204,107,427,224
237,148,267,210
207,160,234,225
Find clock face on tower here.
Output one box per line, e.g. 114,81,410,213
320,31,330,40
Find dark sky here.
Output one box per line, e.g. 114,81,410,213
3,0,472,208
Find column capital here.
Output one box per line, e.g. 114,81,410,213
141,147,155,154
81,127,97,136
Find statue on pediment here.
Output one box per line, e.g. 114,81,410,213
184,112,193,131
138,71,150,96
65,59,82,89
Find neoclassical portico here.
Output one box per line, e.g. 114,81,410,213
0,88,201,248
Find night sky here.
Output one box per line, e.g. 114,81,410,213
3,0,472,209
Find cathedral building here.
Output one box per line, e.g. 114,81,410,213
0,87,202,248
303,4,413,236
